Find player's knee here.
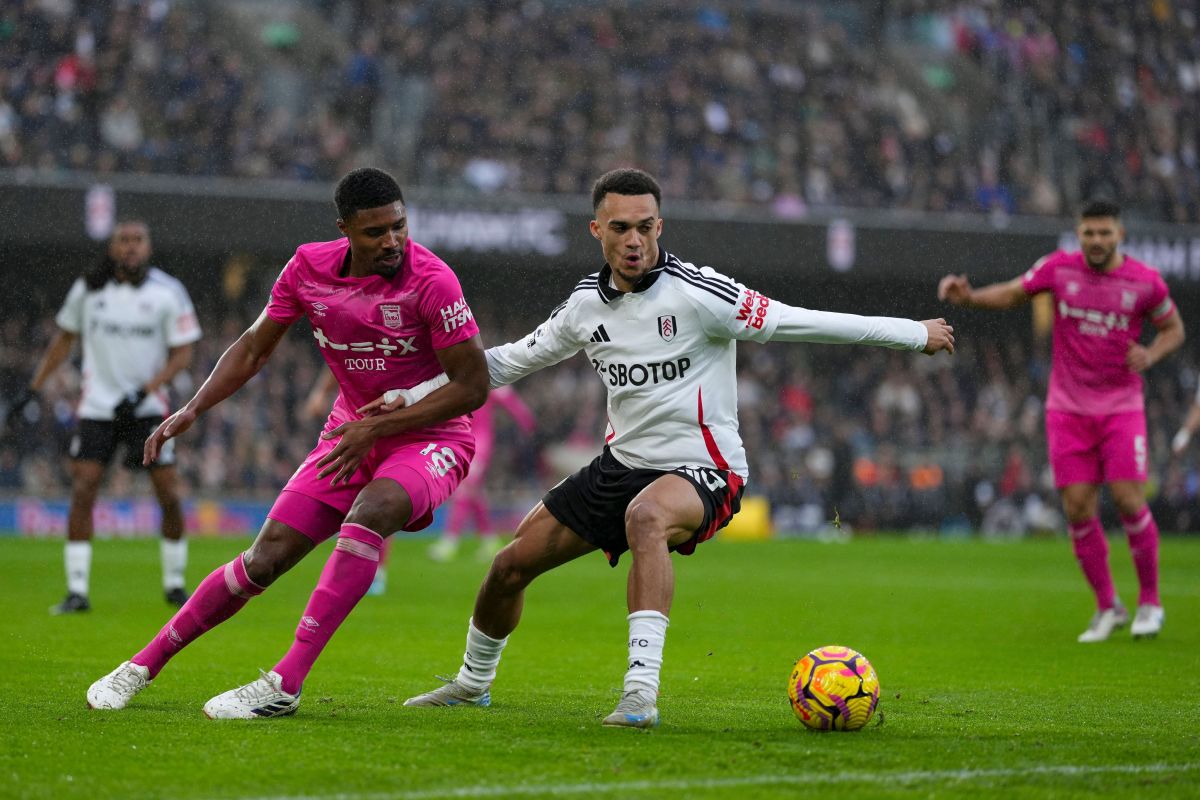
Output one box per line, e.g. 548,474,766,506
1112,495,1145,518
345,484,412,534
70,479,101,504
243,531,307,586
624,501,670,550
485,544,530,594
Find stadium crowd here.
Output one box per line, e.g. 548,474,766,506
4,300,1200,537
3,0,1199,222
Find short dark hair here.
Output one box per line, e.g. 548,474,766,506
335,167,404,221
1080,199,1121,220
591,168,662,212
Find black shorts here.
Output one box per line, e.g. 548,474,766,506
69,417,174,470
542,447,745,567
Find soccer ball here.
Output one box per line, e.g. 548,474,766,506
787,645,880,731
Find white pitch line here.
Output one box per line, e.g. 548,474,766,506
243,762,1200,800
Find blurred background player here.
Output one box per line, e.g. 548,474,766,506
429,385,535,564
938,199,1183,643
86,167,488,719
1170,382,1200,458
7,220,200,614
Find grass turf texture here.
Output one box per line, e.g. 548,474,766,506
1,535,1198,800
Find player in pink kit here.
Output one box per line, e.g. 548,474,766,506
939,200,1184,643
429,385,536,563
85,168,488,717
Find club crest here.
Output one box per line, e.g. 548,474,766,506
658,315,677,342
381,304,403,329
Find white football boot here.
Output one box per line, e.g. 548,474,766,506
601,689,659,729
1130,604,1164,639
403,675,491,707
427,538,459,563
203,670,300,719
1077,602,1129,643
87,661,151,709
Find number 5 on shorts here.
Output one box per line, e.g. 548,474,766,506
420,442,458,477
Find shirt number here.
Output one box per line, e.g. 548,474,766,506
420,443,458,477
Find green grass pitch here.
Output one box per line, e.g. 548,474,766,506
2,534,1198,799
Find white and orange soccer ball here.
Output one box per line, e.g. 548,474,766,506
787,645,880,731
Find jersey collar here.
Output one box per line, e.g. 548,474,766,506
595,248,668,304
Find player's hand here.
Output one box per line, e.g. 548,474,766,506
937,274,973,306
1172,428,1192,456
5,388,37,426
919,318,955,355
114,388,148,429
144,406,196,465
356,389,408,416
1125,343,1153,373
317,419,378,485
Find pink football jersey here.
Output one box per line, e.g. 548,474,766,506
1022,250,1174,415
267,237,479,425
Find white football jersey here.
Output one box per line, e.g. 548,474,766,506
487,250,927,479
55,267,202,421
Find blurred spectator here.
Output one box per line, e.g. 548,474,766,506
4,0,1200,222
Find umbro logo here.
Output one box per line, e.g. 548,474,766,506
589,324,612,343
301,615,320,631
312,302,328,317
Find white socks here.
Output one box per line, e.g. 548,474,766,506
160,538,188,591
65,541,91,596
456,617,508,692
625,610,669,697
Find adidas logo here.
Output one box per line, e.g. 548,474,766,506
589,325,612,343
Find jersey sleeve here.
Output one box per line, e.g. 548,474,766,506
164,282,202,347
683,269,927,350
1021,251,1062,296
54,278,87,334
265,254,305,326
1145,271,1175,324
486,295,586,388
418,267,480,349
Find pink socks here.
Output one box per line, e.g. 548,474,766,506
1068,518,1116,611
1121,507,1160,606
133,553,264,678
273,523,384,695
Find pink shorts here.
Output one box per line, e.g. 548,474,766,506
1045,409,1147,488
268,422,475,544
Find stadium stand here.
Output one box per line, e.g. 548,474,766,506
3,0,1198,221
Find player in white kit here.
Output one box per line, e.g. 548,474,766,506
11,221,201,614
399,169,956,727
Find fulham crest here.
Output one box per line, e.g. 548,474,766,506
658,315,677,342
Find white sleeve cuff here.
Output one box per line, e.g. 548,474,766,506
383,373,450,406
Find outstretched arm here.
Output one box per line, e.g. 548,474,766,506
767,305,953,354
938,274,1030,310
144,309,289,463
